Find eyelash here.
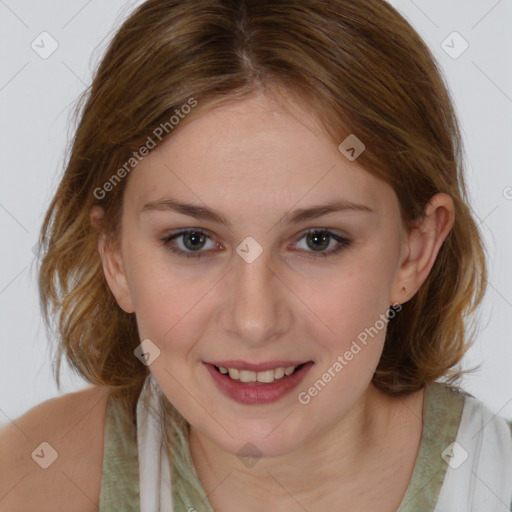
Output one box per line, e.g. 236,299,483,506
159,228,351,260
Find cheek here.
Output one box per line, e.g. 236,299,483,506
122,236,185,332
123,250,179,339
126,259,217,363
296,262,395,413
307,248,398,352
131,275,198,345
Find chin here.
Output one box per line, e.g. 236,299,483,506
199,418,311,460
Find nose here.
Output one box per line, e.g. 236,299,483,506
219,246,292,347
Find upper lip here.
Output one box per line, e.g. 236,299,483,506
207,360,311,372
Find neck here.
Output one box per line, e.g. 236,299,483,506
188,383,419,511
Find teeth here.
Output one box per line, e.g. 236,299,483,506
274,367,285,380
256,370,274,383
239,370,257,383
218,365,299,383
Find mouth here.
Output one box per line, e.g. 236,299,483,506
204,360,314,404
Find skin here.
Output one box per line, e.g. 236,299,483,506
92,91,454,511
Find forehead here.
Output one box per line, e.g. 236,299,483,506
123,93,396,221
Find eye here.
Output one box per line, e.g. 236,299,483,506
293,229,351,259
159,229,218,259
159,228,351,260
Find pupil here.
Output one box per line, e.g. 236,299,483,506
307,231,329,251
184,231,206,251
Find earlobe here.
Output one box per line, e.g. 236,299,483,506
390,193,454,305
90,205,135,314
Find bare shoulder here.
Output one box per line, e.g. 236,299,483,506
0,386,109,512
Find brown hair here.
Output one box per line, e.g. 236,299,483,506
37,0,487,423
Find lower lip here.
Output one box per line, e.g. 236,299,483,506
205,362,313,404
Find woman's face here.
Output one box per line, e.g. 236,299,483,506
106,92,411,456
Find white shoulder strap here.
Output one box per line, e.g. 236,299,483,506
434,394,512,511
137,375,174,512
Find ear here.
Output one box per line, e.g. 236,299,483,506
90,205,135,314
390,193,455,305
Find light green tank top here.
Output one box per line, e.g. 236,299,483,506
98,382,466,511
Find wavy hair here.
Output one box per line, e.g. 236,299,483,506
37,0,487,431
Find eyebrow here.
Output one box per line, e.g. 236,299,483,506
140,197,374,227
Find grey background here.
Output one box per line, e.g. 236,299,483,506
0,0,511,427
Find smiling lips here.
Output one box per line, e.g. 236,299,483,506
206,360,313,404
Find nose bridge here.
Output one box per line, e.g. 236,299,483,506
222,243,289,344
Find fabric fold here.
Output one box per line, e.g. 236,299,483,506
137,374,174,511
434,393,512,511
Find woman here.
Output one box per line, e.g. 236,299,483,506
1,1,511,511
